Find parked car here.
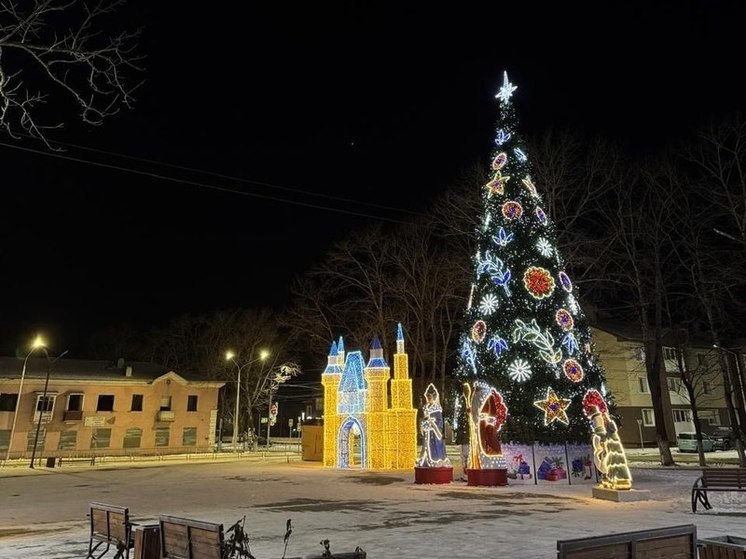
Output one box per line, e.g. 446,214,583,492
708,427,736,451
677,432,715,453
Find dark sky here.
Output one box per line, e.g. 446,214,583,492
3,2,746,355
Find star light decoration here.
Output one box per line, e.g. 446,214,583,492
534,387,571,425
495,71,518,104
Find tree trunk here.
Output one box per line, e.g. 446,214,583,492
647,341,676,466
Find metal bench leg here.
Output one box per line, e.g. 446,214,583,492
692,489,712,512
86,540,109,559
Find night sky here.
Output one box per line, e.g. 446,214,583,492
3,2,746,356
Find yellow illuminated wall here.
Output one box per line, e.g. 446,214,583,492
322,324,417,470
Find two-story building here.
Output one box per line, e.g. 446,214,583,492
0,357,224,459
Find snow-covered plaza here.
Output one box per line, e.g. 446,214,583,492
1,457,745,558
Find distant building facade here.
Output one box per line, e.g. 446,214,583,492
0,357,224,459
593,324,731,445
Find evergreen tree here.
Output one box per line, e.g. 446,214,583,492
454,72,610,444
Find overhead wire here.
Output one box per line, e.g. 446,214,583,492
1,136,424,224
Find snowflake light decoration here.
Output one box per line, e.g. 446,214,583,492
479,294,499,315
508,359,532,382
536,238,553,257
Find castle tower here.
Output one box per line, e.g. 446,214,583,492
365,336,390,468
336,336,345,366
389,323,417,468
321,340,343,467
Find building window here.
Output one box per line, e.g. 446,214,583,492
642,409,655,427
159,396,172,411
123,428,142,449
0,393,18,412
697,354,706,367
638,377,650,394
35,394,55,413
187,395,198,412
155,428,170,447
673,409,692,423
96,395,114,412
0,429,9,450
131,394,143,412
27,430,46,452
67,393,83,411
708,411,721,426
667,377,681,393
58,430,77,450
663,346,677,361
91,428,112,449
182,427,197,446
703,381,712,394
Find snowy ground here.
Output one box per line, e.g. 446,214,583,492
1,458,745,558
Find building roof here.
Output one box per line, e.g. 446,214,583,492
0,357,222,385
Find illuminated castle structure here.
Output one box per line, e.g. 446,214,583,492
321,323,417,469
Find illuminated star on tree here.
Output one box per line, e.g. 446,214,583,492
495,70,517,103
533,387,571,425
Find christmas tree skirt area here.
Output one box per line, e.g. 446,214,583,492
414,466,453,484
466,468,508,486
592,485,651,502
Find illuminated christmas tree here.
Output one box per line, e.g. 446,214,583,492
454,72,623,450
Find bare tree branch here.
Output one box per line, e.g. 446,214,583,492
0,0,143,146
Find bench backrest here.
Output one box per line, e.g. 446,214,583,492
160,515,225,559
702,468,746,488
90,502,130,544
557,524,697,559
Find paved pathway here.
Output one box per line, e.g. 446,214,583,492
1,460,745,558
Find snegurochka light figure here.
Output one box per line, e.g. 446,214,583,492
583,389,632,490
417,383,451,467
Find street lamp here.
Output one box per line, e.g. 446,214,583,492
265,366,294,449
3,335,46,466
636,418,644,449
29,347,68,469
225,349,269,453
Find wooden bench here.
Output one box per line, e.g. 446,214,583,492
159,515,226,559
692,468,746,512
87,502,136,559
557,524,697,558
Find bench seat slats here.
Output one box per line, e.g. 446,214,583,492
87,502,134,559
160,515,225,559
557,525,697,559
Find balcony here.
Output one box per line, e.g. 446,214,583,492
64,410,83,421
157,410,175,422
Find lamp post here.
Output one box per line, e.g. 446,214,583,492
636,418,644,449
3,335,46,466
29,348,68,469
225,349,269,453
265,366,293,449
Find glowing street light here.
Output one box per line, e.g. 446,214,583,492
3,336,47,465
225,349,269,452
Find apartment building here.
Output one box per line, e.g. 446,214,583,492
0,357,224,459
593,323,731,446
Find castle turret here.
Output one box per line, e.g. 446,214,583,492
337,336,345,366
321,340,343,466
365,336,389,413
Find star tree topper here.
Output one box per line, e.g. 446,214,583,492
495,70,517,104
534,387,571,425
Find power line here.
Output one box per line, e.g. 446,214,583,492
1,137,423,224
43,136,425,217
